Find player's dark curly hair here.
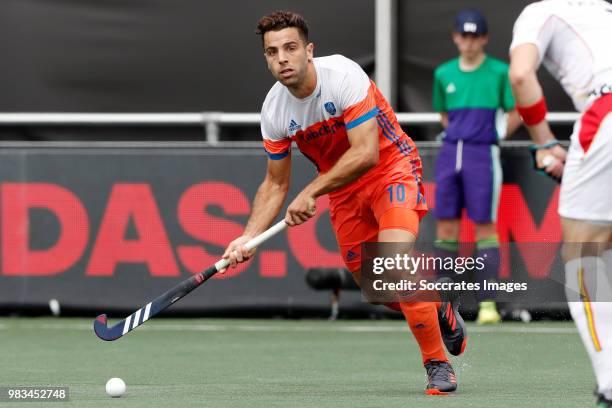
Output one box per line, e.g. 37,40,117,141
255,11,309,44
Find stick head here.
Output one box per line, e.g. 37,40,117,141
94,314,122,341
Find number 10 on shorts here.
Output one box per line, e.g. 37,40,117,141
387,184,406,203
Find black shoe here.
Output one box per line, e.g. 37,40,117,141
424,359,457,395
437,277,467,356
596,391,612,407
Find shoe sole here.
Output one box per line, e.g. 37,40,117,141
425,388,455,396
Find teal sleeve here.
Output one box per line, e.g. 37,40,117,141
501,68,515,111
432,70,446,112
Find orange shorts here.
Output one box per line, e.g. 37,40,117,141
329,154,428,273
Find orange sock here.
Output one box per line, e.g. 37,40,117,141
399,301,448,364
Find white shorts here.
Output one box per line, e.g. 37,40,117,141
559,94,612,222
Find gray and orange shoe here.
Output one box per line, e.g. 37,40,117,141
424,359,457,395
437,277,468,356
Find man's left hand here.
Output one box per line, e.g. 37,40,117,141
285,191,317,226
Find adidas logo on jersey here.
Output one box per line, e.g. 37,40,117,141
289,119,301,132
446,83,456,94
346,250,358,262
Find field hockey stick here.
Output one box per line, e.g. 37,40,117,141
93,220,287,341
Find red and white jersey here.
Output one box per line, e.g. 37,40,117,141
510,0,612,112
261,55,418,190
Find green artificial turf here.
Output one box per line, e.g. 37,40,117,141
0,318,595,407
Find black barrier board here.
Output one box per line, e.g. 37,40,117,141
0,144,565,313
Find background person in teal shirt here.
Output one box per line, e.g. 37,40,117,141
432,9,521,324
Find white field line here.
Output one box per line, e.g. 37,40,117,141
3,322,578,335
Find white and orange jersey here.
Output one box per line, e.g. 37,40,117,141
261,55,418,186
510,0,612,112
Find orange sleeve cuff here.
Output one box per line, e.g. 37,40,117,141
263,139,291,160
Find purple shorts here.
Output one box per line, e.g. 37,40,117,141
434,141,502,223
